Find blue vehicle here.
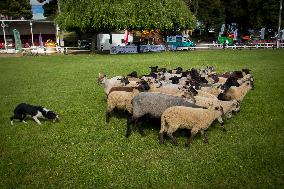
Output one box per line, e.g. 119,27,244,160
166,35,196,50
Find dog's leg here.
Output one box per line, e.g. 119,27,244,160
20,114,27,124
32,116,42,125
10,116,15,125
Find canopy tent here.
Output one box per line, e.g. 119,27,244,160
0,20,56,50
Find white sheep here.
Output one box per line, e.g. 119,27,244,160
98,73,127,96
106,89,140,127
159,105,224,148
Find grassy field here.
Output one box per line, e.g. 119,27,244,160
0,50,283,188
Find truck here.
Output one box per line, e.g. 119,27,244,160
166,35,196,50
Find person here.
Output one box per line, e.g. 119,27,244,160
137,38,141,53
225,39,229,48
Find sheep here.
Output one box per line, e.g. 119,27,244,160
163,72,182,83
169,67,183,74
98,73,129,96
126,92,201,137
108,86,134,94
108,80,150,95
195,96,240,118
217,76,227,85
199,84,223,97
217,76,241,100
196,90,219,100
106,90,139,127
106,81,150,127
127,71,138,78
149,66,159,73
149,83,196,101
221,80,253,101
159,105,225,148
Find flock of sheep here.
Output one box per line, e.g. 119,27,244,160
98,65,254,148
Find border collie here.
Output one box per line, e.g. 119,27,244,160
10,103,59,125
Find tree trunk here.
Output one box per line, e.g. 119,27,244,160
91,34,97,52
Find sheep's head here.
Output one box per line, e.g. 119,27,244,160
169,76,181,84
213,105,225,117
232,100,241,113
149,66,158,73
217,92,227,101
98,73,106,84
226,76,240,88
182,91,196,103
242,68,251,75
158,67,167,73
187,86,198,96
137,80,150,91
127,71,138,78
119,77,130,85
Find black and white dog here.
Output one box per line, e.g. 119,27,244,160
10,103,59,125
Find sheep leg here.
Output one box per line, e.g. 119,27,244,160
159,132,164,144
137,120,145,136
220,122,227,132
217,117,227,132
126,117,135,138
106,111,111,127
167,132,177,146
201,130,209,144
185,129,198,148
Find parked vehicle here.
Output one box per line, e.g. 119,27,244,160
78,40,91,50
167,35,196,50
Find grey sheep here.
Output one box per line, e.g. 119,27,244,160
126,92,200,137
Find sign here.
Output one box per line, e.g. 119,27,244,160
140,45,165,52
110,46,137,54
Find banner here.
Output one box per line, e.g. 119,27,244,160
13,29,22,51
110,46,137,54
39,32,43,48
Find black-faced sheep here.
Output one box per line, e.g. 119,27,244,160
159,105,224,148
221,80,253,101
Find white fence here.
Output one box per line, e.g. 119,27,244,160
194,43,284,49
0,46,91,55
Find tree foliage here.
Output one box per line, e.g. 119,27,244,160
0,0,32,19
196,0,225,30
43,0,58,19
221,0,283,30
56,0,196,32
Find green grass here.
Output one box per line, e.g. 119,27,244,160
0,50,284,188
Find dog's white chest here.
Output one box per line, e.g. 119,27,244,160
36,111,44,118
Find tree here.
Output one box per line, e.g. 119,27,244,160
56,0,196,33
0,0,32,19
195,0,225,38
248,0,282,30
